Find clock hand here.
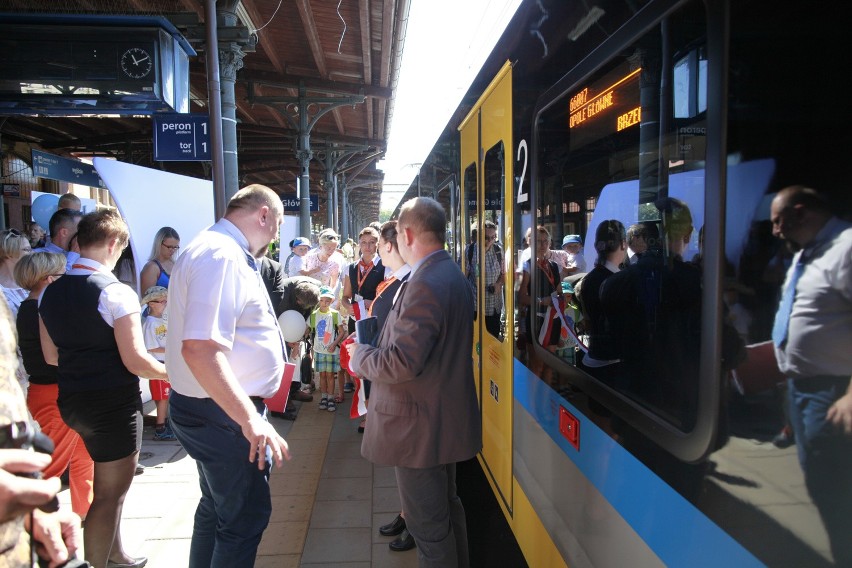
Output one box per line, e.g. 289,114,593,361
137,54,150,64
131,54,139,65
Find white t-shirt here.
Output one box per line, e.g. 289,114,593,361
308,309,340,355
142,314,167,363
284,253,304,278
165,219,285,399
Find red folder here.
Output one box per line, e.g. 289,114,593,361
263,362,298,413
731,341,787,395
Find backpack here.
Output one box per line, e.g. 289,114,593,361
309,309,339,343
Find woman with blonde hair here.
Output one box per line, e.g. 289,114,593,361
1,228,32,391
139,226,180,293
14,251,94,521
40,209,168,568
0,228,32,316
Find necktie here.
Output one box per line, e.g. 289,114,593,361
771,257,804,347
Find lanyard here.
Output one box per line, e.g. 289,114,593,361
71,263,100,272
537,258,556,289
356,259,373,291
369,276,398,316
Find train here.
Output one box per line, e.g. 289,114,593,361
395,0,852,566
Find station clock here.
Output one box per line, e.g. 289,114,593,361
120,47,153,79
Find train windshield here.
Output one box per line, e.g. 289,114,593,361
533,4,711,431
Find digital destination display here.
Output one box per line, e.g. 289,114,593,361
568,67,642,150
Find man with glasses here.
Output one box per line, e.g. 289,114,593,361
467,220,505,338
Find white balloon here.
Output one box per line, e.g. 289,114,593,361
278,310,307,343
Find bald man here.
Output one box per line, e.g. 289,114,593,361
769,185,852,566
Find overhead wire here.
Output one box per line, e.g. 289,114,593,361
253,0,284,34
337,0,347,53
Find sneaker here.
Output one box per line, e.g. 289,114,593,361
300,383,316,393
319,398,328,410
153,425,176,442
343,382,355,393
327,399,337,412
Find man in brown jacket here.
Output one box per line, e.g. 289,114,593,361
347,197,481,567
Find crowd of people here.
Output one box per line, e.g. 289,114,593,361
0,189,479,567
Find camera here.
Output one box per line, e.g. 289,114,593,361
0,420,58,512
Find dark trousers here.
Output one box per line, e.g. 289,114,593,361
396,462,469,568
169,392,273,568
788,376,852,566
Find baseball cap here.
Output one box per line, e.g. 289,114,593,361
319,286,335,300
291,237,310,248
562,234,582,246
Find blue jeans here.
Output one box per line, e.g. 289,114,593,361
788,376,852,566
169,391,273,568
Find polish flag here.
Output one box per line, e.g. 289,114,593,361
538,295,588,353
538,304,559,345
350,377,367,418
339,335,368,418
351,299,367,321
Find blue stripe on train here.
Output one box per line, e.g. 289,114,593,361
514,359,761,567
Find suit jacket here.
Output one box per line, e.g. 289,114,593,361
259,256,285,317
351,249,482,468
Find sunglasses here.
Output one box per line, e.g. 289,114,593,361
2,228,23,244
161,243,180,251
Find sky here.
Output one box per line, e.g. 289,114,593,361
378,0,523,210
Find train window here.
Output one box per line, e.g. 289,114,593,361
463,162,477,242
532,3,708,431
482,142,506,341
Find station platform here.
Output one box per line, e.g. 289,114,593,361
59,396,527,567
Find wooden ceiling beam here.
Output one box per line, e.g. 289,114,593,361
241,70,391,99
240,0,286,74
294,0,328,78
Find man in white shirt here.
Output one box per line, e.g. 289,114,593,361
166,184,291,567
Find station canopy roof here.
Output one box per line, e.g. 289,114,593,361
0,0,412,224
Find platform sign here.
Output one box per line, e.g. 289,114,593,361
153,114,211,161
31,150,105,188
282,194,319,212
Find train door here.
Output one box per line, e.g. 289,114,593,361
459,61,515,511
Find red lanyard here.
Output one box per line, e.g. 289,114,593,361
537,259,556,289
356,259,372,290
369,276,397,316
71,263,100,272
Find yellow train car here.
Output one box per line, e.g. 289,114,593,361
396,0,852,566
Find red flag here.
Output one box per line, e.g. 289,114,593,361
339,335,368,418
351,299,367,321
350,377,367,418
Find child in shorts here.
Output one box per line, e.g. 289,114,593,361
307,286,347,412
141,286,175,441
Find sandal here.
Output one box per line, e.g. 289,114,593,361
334,393,344,404
319,398,328,410
327,399,337,412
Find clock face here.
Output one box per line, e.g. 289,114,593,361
120,47,153,79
